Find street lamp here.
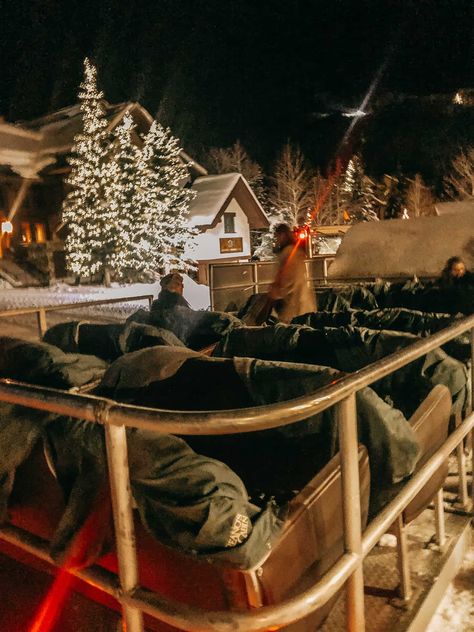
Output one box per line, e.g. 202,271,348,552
1,221,13,234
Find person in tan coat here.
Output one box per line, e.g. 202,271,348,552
268,223,317,323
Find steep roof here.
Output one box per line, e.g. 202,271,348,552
20,101,153,155
0,121,50,178
189,173,268,230
0,102,207,178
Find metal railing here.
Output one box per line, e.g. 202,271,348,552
209,256,335,311
0,294,154,338
0,315,473,631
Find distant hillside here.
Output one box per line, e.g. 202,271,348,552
363,97,474,193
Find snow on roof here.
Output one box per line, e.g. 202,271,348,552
21,101,149,154
435,200,474,215
328,210,474,279
189,173,269,230
1,102,207,178
0,121,52,178
189,173,241,224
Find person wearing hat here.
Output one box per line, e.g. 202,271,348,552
152,272,191,310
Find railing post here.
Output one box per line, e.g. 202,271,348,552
104,422,143,632
337,393,365,632
454,411,469,508
36,308,47,338
210,265,215,311
434,488,446,548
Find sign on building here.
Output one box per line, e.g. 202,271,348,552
219,237,243,253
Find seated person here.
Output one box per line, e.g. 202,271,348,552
439,256,474,288
151,272,190,310
138,272,240,349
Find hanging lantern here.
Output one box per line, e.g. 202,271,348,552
1,221,13,234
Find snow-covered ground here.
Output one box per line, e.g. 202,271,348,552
0,275,211,319
427,547,474,631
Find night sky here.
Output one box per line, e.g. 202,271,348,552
1,0,473,175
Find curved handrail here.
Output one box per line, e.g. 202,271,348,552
0,294,154,317
2,410,471,632
1,313,473,435
0,313,472,632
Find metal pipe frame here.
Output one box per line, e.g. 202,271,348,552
471,326,474,514
1,412,472,632
0,293,154,338
337,394,365,631
105,423,144,632
1,315,473,435
434,488,446,548
0,294,154,318
455,411,469,508
0,317,473,631
393,514,411,601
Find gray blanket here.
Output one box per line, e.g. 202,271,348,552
99,346,420,512
0,339,280,569
214,323,468,417
43,321,185,360
0,338,423,567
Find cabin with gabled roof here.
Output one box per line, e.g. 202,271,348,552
185,173,269,282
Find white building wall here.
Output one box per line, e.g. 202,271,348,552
186,198,251,261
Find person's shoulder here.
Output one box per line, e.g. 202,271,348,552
463,271,474,285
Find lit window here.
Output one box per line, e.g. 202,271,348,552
34,223,46,243
21,222,32,243
223,212,236,234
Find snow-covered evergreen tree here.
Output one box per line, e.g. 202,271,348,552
340,155,379,222
106,113,155,279
63,59,198,282
252,212,285,260
62,58,115,281
141,121,197,271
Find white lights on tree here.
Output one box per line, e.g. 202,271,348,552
340,155,379,222
141,121,197,272
62,58,197,283
62,57,115,283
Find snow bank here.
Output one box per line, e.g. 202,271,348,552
426,548,474,631
183,275,210,310
0,276,210,318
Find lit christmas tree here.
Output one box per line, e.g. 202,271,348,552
62,58,116,283
340,155,379,222
64,59,198,282
141,121,197,271
106,113,155,279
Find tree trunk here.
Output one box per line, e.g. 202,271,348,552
103,266,111,287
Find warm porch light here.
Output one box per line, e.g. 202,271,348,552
1,221,13,234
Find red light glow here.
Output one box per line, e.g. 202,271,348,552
28,485,112,632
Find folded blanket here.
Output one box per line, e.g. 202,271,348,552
43,321,185,361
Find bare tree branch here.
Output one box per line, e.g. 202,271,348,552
444,147,474,200
269,143,313,226
405,174,435,217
